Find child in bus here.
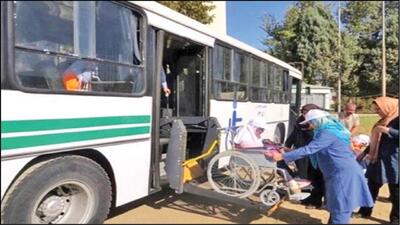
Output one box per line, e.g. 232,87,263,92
233,117,311,194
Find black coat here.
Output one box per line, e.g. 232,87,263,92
366,116,399,184
285,115,314,148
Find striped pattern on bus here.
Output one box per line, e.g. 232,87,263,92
1,115,151,150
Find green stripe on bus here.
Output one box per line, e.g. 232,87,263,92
1,115,151,133
1,126,150,150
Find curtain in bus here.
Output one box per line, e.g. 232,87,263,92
96,1,140,65
131,15,142,64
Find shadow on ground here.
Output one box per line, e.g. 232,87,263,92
108,187,323,224
269,206,323,224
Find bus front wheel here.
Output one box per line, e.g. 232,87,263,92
1,155,112,224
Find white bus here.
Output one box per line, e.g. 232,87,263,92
1,1,303,223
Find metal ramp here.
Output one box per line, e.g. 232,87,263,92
164,118,287,215
182,182,286,215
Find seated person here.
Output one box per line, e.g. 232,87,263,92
62,60,99,91
233,117,311,194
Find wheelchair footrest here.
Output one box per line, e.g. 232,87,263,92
288,192,310,202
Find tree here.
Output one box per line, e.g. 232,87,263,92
341,1,399,96
157,1,215,24
262,1,356,91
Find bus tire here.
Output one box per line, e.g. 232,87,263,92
1,155,112,224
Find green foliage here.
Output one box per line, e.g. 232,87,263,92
262,1,399,98
262,1,352,90
342,1,399,97
157,1,215,24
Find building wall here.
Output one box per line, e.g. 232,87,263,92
206,1,226,35
292,86,333,110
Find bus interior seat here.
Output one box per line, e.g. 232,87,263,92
18,72,49,89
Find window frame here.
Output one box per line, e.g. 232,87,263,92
249,56,269,103
211,41,251,102
10,1,148,97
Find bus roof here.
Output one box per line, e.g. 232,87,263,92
129,1,302,79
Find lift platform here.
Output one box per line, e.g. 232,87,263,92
162,118,288,216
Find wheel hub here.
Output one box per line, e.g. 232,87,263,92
37,195,67,219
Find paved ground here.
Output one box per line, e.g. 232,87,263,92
105,184,392,224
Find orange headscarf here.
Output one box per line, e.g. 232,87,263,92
369,97,399,162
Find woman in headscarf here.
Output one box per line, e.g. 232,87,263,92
285,104,325,209
269,109,373,224
355,97,398,224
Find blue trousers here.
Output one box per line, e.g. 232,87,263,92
328,211,352,224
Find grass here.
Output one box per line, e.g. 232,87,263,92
357,114,380,135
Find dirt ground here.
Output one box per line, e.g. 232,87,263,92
105,184,392,224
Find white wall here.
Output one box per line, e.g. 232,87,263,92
292,87,333,110
206,1,227,35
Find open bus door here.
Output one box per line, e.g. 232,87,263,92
288,77,302,135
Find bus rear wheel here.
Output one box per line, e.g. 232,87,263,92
1,155,112,224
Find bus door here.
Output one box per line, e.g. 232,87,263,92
161,33,206,117
288,76,302,134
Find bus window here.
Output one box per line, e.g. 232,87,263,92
212,44,234,99
96,1,142,65
15,1,74,54
13,1,144,95
233,51,249,85
266,62,274,102
250,58,267,102
15,51,143,93
212,44,231,81
252,58,261,86
282,70,291,103
274,66,283,92
212,48,248,101
233,51,249,101
271,64,283,103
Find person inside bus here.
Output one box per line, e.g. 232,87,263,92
268,109,373,224
233,117,311,194
160,65,171,97
160,65,173,118
62,60,99,91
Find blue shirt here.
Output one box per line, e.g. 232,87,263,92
283,130,373,213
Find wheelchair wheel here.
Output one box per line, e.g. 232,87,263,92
260,189,280,206
207,151,260,198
